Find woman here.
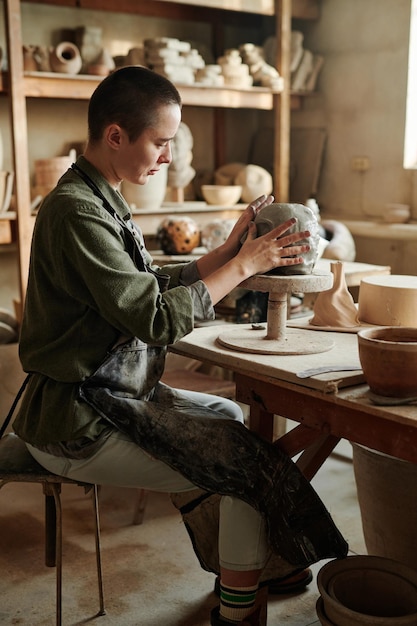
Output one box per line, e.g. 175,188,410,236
14,66,347,625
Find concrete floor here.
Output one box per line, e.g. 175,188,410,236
0,438,366,626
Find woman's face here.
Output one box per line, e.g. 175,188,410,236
116,103,181,185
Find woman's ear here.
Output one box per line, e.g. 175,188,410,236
106,124,123,150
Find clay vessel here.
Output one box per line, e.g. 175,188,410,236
122,165,168,211
317,555,417,626
49,42,82,74
22,45,38,71
310,261,360,328
353,444,417,573
252,202,320,275
201,185,242,206
157,215,200,255
201,218,237,251
357,326,417,398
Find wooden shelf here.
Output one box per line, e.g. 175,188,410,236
0,72,306,110
22,0,319,20
3,0,319,302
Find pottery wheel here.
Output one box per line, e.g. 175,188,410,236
218,271,335,355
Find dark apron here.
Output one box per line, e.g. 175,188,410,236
78,338,348,572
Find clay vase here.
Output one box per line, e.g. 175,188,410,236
49,42,82,75
22,45,38,71
252,202,320,275
157,216,200,255
310,261,360,328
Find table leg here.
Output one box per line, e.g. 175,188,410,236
241,379,341,481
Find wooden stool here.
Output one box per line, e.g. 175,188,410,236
0,433,105,625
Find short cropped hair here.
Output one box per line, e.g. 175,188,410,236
88,66,182,144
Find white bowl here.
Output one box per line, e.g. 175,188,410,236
383,203,410,223
201,184,242,206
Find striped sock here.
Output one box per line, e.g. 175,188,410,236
219,582,258,623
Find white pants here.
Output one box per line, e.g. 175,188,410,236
27,390,269,571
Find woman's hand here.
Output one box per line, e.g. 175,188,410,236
201,216,312,306
220,194,275,259
236,217,311,277
196,194,275,280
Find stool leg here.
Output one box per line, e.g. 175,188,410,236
44,488,57,567
91,485,106,615
48,483,63,626
132,488,148,525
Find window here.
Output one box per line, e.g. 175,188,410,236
404,0,417,168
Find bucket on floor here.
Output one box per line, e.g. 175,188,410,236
317,555,417,625
352,443,417,570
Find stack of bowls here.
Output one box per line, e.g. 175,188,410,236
316,555,417,626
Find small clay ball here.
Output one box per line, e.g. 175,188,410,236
253,202,320,275
157,216,200,255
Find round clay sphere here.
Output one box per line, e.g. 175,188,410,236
253,202,320,275
201,218,237,251
157,216,200,255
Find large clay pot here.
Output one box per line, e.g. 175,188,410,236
357,327,417,399
121,165,168,211
352,443,417,571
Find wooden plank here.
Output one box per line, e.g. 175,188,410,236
273,0,292,201
4,0,33,304
235,374,417,464
21,0,319,19
79,0,266,26
170,324,366,393
22,73,281,109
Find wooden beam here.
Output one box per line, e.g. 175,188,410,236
4,0,33,307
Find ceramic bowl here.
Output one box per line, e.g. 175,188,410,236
357,327,417,398
201,184,242,206
383,204,410,223
317,556,417,626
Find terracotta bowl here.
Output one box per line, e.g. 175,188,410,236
357,327,417,398
201,184,242,206
317,556,417,626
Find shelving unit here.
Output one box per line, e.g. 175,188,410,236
1,0,319,314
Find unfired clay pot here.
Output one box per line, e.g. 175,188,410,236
122,165,168,211
49,42,82,74
252,202,320,275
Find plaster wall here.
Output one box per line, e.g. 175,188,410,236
299,0,417,222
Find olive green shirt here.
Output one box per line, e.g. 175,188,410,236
14,156,214,445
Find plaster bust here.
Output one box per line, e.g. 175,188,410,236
253,202,320,275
